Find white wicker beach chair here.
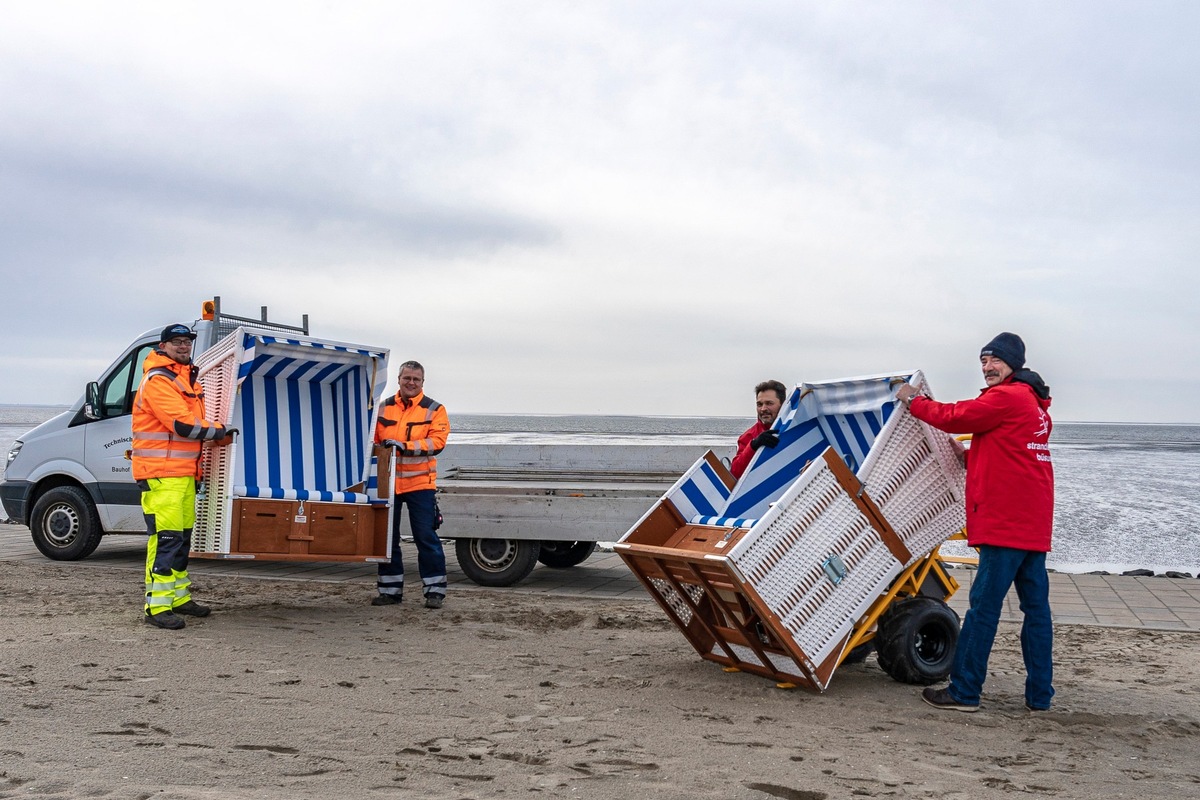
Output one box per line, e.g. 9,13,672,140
616,371,967,692
191,328,392,561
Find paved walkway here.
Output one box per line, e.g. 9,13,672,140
2,524,1198,631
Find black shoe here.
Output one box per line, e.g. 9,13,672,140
145,611,186,630
371,593,402,606
1025,702,1050,712
424,595,444,609
921,687,978,712
173,600,211,617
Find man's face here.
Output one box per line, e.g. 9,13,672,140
160,337,194,366
981,355,1013,387
756,390,782,427
398,367,425,400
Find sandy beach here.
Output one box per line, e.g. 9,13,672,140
1,560,1198,799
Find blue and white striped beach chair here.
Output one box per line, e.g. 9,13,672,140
192,328,392,561
617,371,968,692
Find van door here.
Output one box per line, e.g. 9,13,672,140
83,340,157,531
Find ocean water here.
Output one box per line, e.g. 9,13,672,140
3,406,1199,575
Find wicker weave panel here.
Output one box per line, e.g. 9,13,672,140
857,382,966,565
714,643,803,680
649,577,703,626
731,462,904,666
194,344,239,554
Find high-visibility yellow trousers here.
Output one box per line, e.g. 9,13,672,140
140,476,195,616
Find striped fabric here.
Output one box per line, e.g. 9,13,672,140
688,515,756,529
804,376,899,474
665,456,733,522
227,331,389,499
233,486,370,504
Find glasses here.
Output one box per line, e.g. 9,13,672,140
166,338,194,347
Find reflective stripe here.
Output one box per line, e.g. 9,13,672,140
132,446,202,457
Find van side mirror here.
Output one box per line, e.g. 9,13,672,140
85,382,102,420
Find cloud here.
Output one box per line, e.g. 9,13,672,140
0,2,1197,422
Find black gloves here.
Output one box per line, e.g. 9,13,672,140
223,427,239,438
382,439,402,449
751,430,779,450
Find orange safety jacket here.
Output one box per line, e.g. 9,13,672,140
374,390,450,494
131,350,228,481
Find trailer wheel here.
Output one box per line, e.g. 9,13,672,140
536,540,597,569
30,486,104,561
875,597,959,685
455,537,541,587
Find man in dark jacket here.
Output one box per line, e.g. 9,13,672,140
897,332,1054,712
730,380,787,479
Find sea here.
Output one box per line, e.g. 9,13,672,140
2,405,1198,575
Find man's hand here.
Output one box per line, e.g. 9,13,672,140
382,439,402,449
751,430,779,450
213,427,239,447
897,385,926,411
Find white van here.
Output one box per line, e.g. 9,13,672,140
0,298,326,560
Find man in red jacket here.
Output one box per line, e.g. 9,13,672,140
730,380,787,479
897,332,1054,712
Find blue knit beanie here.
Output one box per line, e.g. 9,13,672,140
981,332,1026,371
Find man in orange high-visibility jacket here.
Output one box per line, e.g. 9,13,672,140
132,324,235,630
373,360,450,609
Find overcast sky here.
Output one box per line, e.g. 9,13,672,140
2,2,1197,422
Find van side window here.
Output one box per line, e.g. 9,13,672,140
100,344,157,417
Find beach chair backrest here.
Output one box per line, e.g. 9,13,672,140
233,333,388,493
663,452,734,522
720,374,913,520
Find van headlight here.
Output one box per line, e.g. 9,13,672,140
6,440,21,468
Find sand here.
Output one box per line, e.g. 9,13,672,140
1,560,1198,800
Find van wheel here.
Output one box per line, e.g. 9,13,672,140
875,597,959,685
537,540,597,569
455,538,540,587
30,486,104,561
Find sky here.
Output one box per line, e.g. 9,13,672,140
1,1,1197,422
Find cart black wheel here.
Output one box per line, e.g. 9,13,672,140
455,537,541,587
875,597,959,685
536,540,597,569
30,485,104,561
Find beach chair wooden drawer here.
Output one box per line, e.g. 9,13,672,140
230,498,389,560
306,503,384,557
231,499,298,554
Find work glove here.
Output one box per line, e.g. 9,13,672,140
751,430,779,450
213,427,239,447
382,439,402,450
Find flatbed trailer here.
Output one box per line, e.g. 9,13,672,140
437,444,710,585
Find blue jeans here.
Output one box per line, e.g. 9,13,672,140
949,545,1054,709
377,489,447,599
